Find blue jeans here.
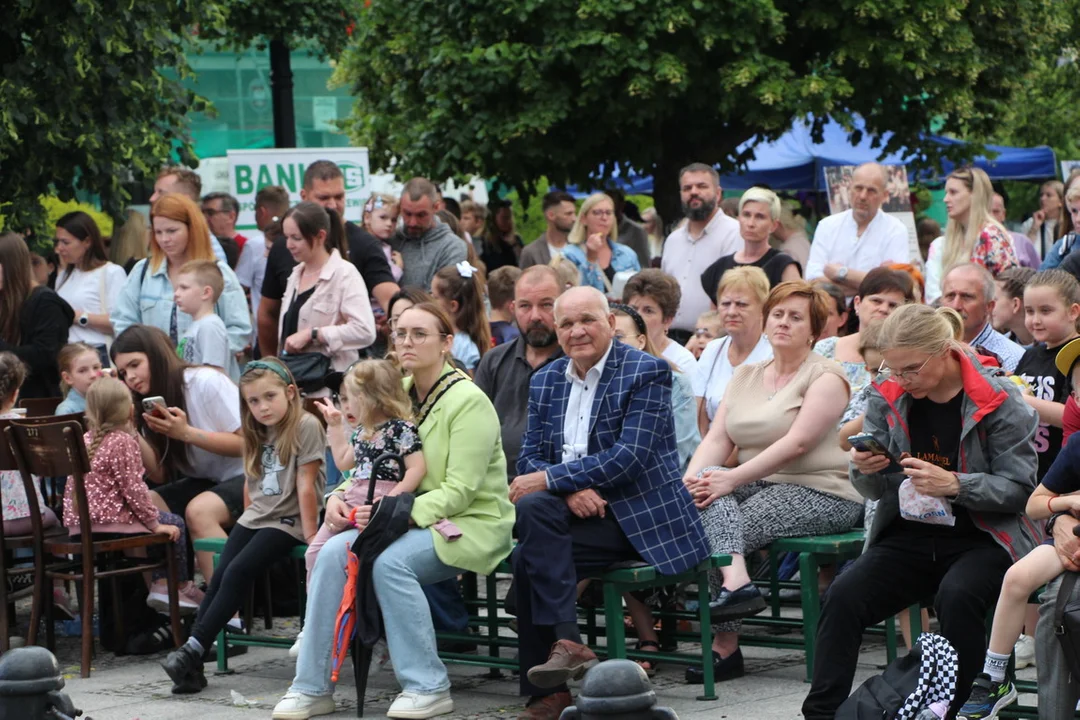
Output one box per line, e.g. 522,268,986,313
289,528,462,697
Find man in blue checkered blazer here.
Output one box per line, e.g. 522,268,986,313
507,287,709,718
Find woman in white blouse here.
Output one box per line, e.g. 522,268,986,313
53,211,129,365
693,266,772,436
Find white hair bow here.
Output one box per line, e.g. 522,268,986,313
456,261,479,279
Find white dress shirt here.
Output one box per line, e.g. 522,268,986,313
805,209,911,282
561,341,613,464
661,211,742,331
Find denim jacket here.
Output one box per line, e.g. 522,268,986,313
110,258,252,352
563,241,641,293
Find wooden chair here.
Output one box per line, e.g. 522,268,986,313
0,418,68,653
5,413,84,514
17,397,62,417
5,419,183,677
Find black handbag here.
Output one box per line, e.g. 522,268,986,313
280,352,331,393
1055,571,1080,681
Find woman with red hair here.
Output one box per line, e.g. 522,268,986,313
110,194,250,353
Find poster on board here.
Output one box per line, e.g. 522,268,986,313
823,164,921,266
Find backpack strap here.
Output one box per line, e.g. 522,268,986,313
1058,572,1079,630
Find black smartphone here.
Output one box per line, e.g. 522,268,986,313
847,433,904,474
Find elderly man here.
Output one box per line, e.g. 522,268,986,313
201,192,246,269
509,286,709,720
475,266,566,479
389,177,468,290
806,163,911,296
661,163,741,343
940,263,1025,373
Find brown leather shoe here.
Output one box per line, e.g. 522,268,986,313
526,640,599,689
517,691,573,720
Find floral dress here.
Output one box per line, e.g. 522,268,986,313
335,418,424,504
1,410,47,522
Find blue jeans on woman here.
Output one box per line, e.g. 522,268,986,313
289,528,465,698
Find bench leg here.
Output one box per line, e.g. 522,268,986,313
602,583,626,659
769,550,782,619
485,573,502,678
696,575,717,701
885,613,898,664
798,552,821,684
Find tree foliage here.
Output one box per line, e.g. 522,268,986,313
337,0,1065,220
206,0,359,57
0,0,218,240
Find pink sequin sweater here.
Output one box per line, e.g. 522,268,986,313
62,430,160,536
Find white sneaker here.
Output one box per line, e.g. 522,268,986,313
386,690,453,719
1014,633,1036,669
289,631,303,658
147,581,203,615
271,691,335,720
370,638,392,675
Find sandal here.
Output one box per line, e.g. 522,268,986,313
635,640,660,677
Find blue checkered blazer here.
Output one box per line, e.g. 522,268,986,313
517,340,709,576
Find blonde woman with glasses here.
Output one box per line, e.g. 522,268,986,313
563,193,640,295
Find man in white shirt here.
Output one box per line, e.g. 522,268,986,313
520,192,577,268
661,163,742,341
805,163,910,296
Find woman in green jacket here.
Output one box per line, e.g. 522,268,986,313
275,301,514,720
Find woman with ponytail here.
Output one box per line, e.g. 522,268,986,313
804,304,1041,720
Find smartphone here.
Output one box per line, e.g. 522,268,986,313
141,396,167,415
847,433,904,473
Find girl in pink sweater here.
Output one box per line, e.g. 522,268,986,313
63,376,200,613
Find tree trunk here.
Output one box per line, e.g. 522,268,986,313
270,37,296,148
652,151,692,236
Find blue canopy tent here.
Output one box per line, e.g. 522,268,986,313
566,116,1056,196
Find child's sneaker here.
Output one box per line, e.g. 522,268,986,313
147,581,204,615
52,588,77,621
958,673,1017,719
1013,634,1035,669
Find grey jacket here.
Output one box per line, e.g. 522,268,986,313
390,220,468,290
855,349,1040,561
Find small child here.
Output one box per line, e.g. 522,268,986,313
362,193,402,283
63,376,198,613
55,342,104,416
838,319,887,449
992,266,1036,347
309,359,427,582
487,266,522,346
432,262,491,371
173,259,238,380
552,256,581,289
685,310,724,359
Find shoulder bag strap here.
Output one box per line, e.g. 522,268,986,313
1057,571,1079,629
413,369,469,427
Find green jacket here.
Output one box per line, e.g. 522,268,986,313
406,365,515,575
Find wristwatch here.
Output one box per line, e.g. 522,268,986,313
1046,511,1067,539
835,266,849,282
310,327,319,343
78,312,89,327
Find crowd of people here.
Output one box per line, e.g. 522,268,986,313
5,157,1080,720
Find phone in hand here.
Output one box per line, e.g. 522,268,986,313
141,396,167,415
847,433,904,474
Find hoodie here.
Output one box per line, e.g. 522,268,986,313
390,220,468,291
854,348,1040,561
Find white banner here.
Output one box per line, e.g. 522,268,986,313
227,147,371,228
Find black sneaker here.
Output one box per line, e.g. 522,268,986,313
161,643,207,695
708,582,767,621
124,620,177,655
685,648,745,684
958,673,1017,719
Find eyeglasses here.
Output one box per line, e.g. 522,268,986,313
878,355,933,382
201,208,223,217
589,209,614,218
392,329,448,345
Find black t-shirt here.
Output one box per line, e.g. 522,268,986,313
700,249,801,303
261,221,398,302
891,390,980,537
1016,341,1074,480
217,236,240,269
282,287,315,341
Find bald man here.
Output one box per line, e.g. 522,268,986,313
508,286,708,718
806,163,912,296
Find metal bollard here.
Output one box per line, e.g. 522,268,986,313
0,646,85,720
558,659,679,720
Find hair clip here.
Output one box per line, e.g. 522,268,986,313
456,261,479,279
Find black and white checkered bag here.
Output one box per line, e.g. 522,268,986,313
896,633,960,720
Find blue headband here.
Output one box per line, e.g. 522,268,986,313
242,360,293,385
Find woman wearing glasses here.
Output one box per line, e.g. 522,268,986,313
276,201,376,397
277,301,513,720
682,281,863,685
803,304,1039,720
563,193,640,295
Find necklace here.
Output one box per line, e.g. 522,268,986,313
767,367,799,400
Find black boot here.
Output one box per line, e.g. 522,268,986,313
685,648,746,684
161,642,207,694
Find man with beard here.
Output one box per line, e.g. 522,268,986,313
389,177,469,290
520,191,578,268
475,265,565,480
661,163,741,344
805,163,910,297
